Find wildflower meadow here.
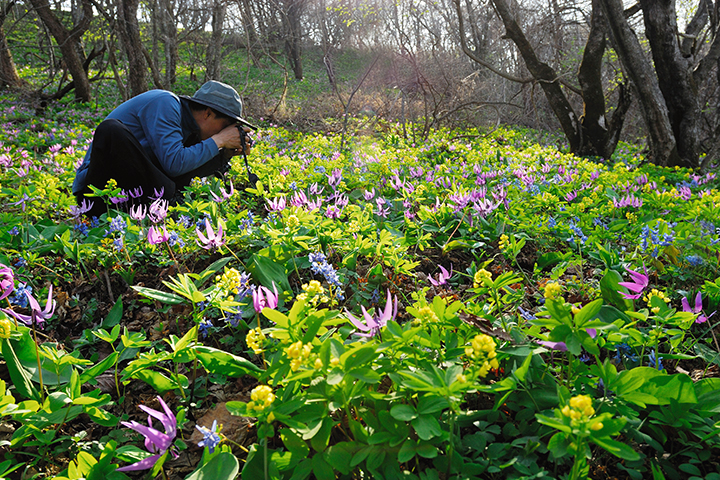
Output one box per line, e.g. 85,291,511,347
2,96,720,480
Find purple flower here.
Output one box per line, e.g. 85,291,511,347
363,188,375,201
252,283,279,313
211,181,234,202
196,218,225,250
69,199,94,218
148,225,170,245
291,190,308,207
266,196,286,213
0,264,14,301
346,290,398,338
429,265,452,287
326,205,342,219
309,183,324,195
128,187,144,199
148,198,169,223
150,187,165,201
3,285,56,327
682,292,711,324
117,396,177,472
327,168,342,188
618,266,649,300
129,204,147,221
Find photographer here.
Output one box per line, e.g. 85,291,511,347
72,80,255,217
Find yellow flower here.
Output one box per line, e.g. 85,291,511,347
473,269,492,288
286,215,300,228
544,282,563,301
416,306,439,323
499,234,510,252
456,373,467,383
0,318,12,339
249,385,275,411
246,327,266,355
466,334,499,378
590,421,603,431
563,395,597,424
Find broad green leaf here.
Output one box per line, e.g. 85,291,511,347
185,452,239,480
132,286,184,305
390,404,417,422
1,335,40,401
591,436,641,461
574,298,603,326
195,346,262,378
600,270,633,311
101,297,123,328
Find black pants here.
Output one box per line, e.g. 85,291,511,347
75,119,226,218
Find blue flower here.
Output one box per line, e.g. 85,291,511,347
685,255,704,266
199,319,213,338
648,350,664,371
196,420,222,453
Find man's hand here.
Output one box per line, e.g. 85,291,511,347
211,125,253,154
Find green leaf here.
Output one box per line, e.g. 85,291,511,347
132,286,184,305
102,297,123,328
417,395,450,415
195,346,262,378
600,270,633,311
390,404,417,422
545,299,573,326
591,436,641,461
325,442,356,475
535,414,571,434
2,334,40,401
398,440,416,463
185,452,239,480
281,429,309,457
247,254,292,297
412,415,442,440
311,453,335,480
310,417,333,453
574,298,603,326
415,443,438,459
130,370,178,393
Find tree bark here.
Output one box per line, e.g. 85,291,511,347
0,1,23,88
599,0,682,166
27,0,94,101
160,0,177,87
283,0,304,80
205,0,225,81
489,0,582,152
116,0,147,97
639,0,700,168
577,0,631,158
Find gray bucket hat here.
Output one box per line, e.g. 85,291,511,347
181,80,256,129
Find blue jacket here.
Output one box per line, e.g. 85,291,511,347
72,90,220,194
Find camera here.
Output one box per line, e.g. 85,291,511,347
236,124,253,151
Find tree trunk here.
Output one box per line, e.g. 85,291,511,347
489,0,582,152
283,0,304,80
160,0,177,87
639,0,700,168
116,0,147,97
205,0,225,81
577,0,631,158
599,0,682,166
27,0,93,102
0,1,22,88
